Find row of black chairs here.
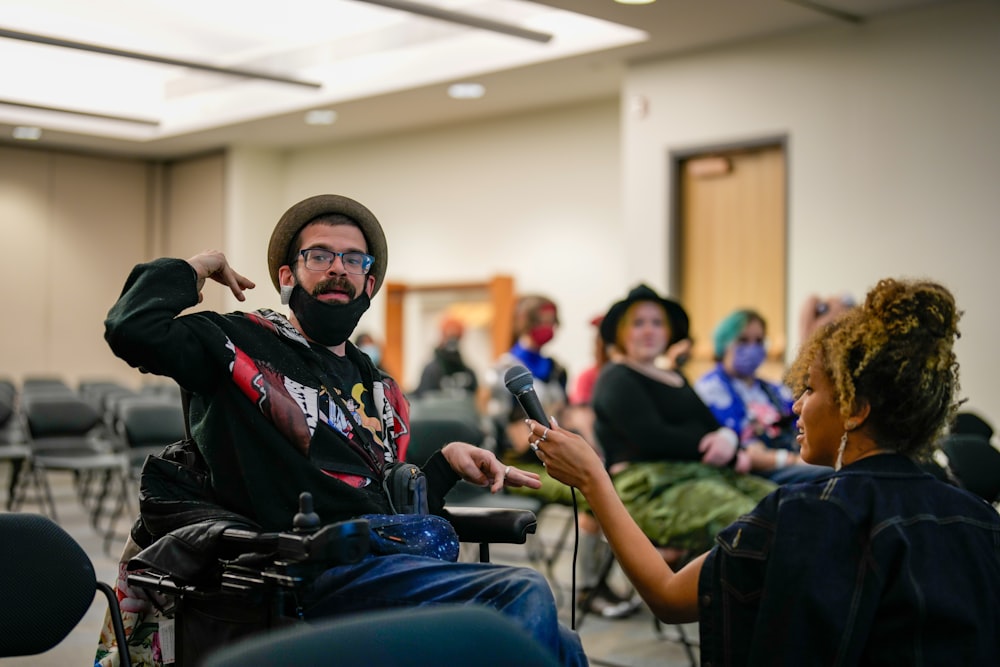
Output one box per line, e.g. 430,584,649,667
1,376,187,555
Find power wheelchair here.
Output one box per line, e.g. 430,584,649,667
120,491,537,666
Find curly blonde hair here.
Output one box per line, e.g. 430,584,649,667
786,278,962,458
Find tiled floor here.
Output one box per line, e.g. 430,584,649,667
1,467,699,666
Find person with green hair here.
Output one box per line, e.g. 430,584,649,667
695,308,831,484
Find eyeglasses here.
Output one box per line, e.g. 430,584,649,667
298,248,374,275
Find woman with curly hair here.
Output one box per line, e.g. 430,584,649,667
527,278,1000,665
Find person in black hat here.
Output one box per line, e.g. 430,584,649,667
103,194,587,666
589,284,776,558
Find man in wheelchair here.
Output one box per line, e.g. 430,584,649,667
101,194,586,666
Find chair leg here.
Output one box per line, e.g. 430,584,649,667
524,505,576,608
74,470,92,508
5,458,24,511
543,509,576,584
33,466,60,522
574,548,618,629
89,468,116,530
7,459,26,511
653,617,698,666
103,469,135,557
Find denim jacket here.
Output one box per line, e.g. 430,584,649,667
698,453,1000,666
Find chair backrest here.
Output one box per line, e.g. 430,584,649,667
0,513,123,659
78,380,132,411
202,605,560,667
405,415,485,466
941,433,1000,503
20,377,75,398
115,396,186,449
409,394,482,428
952,411,995,440
21,393,102,438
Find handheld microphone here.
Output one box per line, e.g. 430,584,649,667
503,365,551,427
504,363,582,631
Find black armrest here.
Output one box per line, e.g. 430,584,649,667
439,506,537,545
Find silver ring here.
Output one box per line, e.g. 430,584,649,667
529,440,540,452
541,427,549,441
504,465,511,478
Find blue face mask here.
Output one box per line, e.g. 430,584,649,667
731,342,766,377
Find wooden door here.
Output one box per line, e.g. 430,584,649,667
384,276,515,391
677,144,787,383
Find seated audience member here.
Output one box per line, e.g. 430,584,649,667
412,316,479,399
798,292,856,340
695,308,831,484
353,330,388,375
588,284,775,556
483,294,570,495
98,194,586,667
529,277,1000,665
487,294,568,452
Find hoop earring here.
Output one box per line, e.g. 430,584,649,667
835,432,848,471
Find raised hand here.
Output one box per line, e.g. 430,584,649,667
187,250,256,303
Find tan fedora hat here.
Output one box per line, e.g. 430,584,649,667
267,194,388,296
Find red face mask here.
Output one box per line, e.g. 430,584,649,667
529,324,555,348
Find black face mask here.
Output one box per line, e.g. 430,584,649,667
435,346,467,375
289,285,371,346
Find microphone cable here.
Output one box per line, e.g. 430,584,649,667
569,486,580,630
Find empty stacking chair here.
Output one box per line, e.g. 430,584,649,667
0,379,29,510
13,391,130,542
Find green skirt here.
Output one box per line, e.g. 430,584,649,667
612,461,776,552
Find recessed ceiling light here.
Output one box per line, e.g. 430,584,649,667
615,0,656,4
304,109,337,125
13,126,42,141
448,83,485,100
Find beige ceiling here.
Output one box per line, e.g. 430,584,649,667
0,0,945,159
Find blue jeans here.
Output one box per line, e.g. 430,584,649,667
302,553,587,667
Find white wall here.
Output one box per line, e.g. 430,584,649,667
621,0,1000,416
225,146,289,313
0,147,151,388
272,99,625,388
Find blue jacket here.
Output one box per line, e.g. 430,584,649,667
694,365,796,449
698,453,1000,666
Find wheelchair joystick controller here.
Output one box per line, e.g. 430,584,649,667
293,492,321,533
